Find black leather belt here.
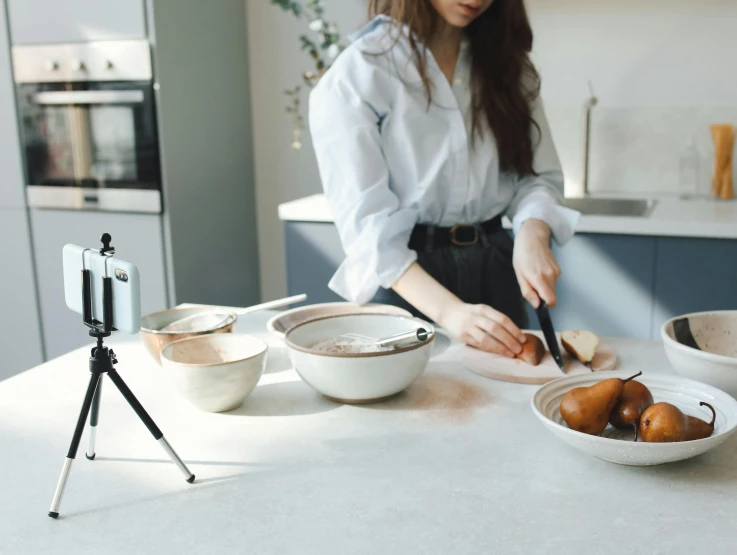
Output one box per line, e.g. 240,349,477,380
409,216,503,249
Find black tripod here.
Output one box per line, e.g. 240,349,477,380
49,234,195,519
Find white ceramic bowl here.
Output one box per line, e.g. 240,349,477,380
532,370,737,466
285,314,434,404
267,302,412,338
662,311,737,398
161,334,268,413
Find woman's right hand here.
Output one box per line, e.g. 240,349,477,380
439,301,526,358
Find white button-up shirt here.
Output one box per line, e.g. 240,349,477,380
309,16,579,304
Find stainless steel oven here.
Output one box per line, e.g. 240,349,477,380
12,40,162,213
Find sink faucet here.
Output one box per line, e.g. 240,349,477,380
573,81,598,198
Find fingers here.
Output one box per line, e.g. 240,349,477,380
518,275,541,309
531,273,557,308
466,325,515,358
477,305,525,345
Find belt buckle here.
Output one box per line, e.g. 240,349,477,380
450,224,478,247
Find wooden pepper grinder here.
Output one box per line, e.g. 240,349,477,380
710,124,735,200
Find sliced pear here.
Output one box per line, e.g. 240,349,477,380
561,330,600,364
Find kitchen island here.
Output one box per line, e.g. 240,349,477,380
1,312,736,554
279,194,737,340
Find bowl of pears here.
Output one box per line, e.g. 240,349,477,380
532,370,737,466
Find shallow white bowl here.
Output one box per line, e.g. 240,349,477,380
532,370,737,466
285,314,434,404
161,334,268,413
662,311,737,399
267,302,412,338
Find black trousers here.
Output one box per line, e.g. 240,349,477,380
370,227,528,328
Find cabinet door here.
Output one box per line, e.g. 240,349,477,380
7,0,146,45
652,237,737,337
0,208,44,379
0,0,25,209
30,210,168,360
526,234,657,339
284,222,344,304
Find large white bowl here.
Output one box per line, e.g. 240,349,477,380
161,334,268,413
267,302,412,338
662,311,737,398
285,314,434,404
532,370,737,466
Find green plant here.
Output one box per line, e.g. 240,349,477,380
269,0,347,149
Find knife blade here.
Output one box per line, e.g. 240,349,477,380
536,301,565,372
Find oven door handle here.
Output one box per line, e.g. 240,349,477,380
33,90,145,105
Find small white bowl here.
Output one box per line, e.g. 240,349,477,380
662,311,737,398
267,302,412,339
161,334,268,413
532,371,737,466
285,314,434,404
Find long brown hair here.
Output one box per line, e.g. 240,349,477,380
368,0,540,176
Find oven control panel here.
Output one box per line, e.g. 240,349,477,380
12,40,152,83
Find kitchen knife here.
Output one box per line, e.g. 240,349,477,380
536,301,565,372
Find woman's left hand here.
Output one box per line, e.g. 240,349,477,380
513,219,561,308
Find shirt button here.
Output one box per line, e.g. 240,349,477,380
453,78,462,86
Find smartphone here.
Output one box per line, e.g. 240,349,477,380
62,244,142,334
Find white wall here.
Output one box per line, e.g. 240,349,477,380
246,0,737,301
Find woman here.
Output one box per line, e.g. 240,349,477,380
308,0,579,358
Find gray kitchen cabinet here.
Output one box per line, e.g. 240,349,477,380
285,222,344,305
0,0,24,209
650,237,737,338
30,209,168,359
285,221,737,340
526,235,657,339
7,0,146,45
285,222,662,339
0,208,44,379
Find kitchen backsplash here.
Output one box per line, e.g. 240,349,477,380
546,107,737,197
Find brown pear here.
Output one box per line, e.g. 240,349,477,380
639,402,716,443
516,334,545,366
609,380,654,440
560,372,642,435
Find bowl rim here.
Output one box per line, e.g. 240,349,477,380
141,308,237,335
285,313,435,358
160,333,268,367
267,302,413,336
531,369,737,448
661,310,737,366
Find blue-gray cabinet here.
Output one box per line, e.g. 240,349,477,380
0,209,44,379
284,221,737,339
285,222,344,305
535,235,657,339
650,237,737,337
0,1,43,379
7,0,147,45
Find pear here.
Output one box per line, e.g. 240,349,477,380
560,372,642,435
639,402,716,443
516,334,545,366
561,330,600,364
609,380,654,440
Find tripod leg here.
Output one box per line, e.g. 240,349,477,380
49,372,101,518
106,369,195,483
85,375,103,460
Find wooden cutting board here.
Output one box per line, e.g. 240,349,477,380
461,331,618,385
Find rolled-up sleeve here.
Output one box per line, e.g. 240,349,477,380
308,75,418,304
506,100,580,244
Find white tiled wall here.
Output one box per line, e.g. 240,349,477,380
529,0,737,196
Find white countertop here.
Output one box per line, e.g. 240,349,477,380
278,194,737,240
2,312,737,554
